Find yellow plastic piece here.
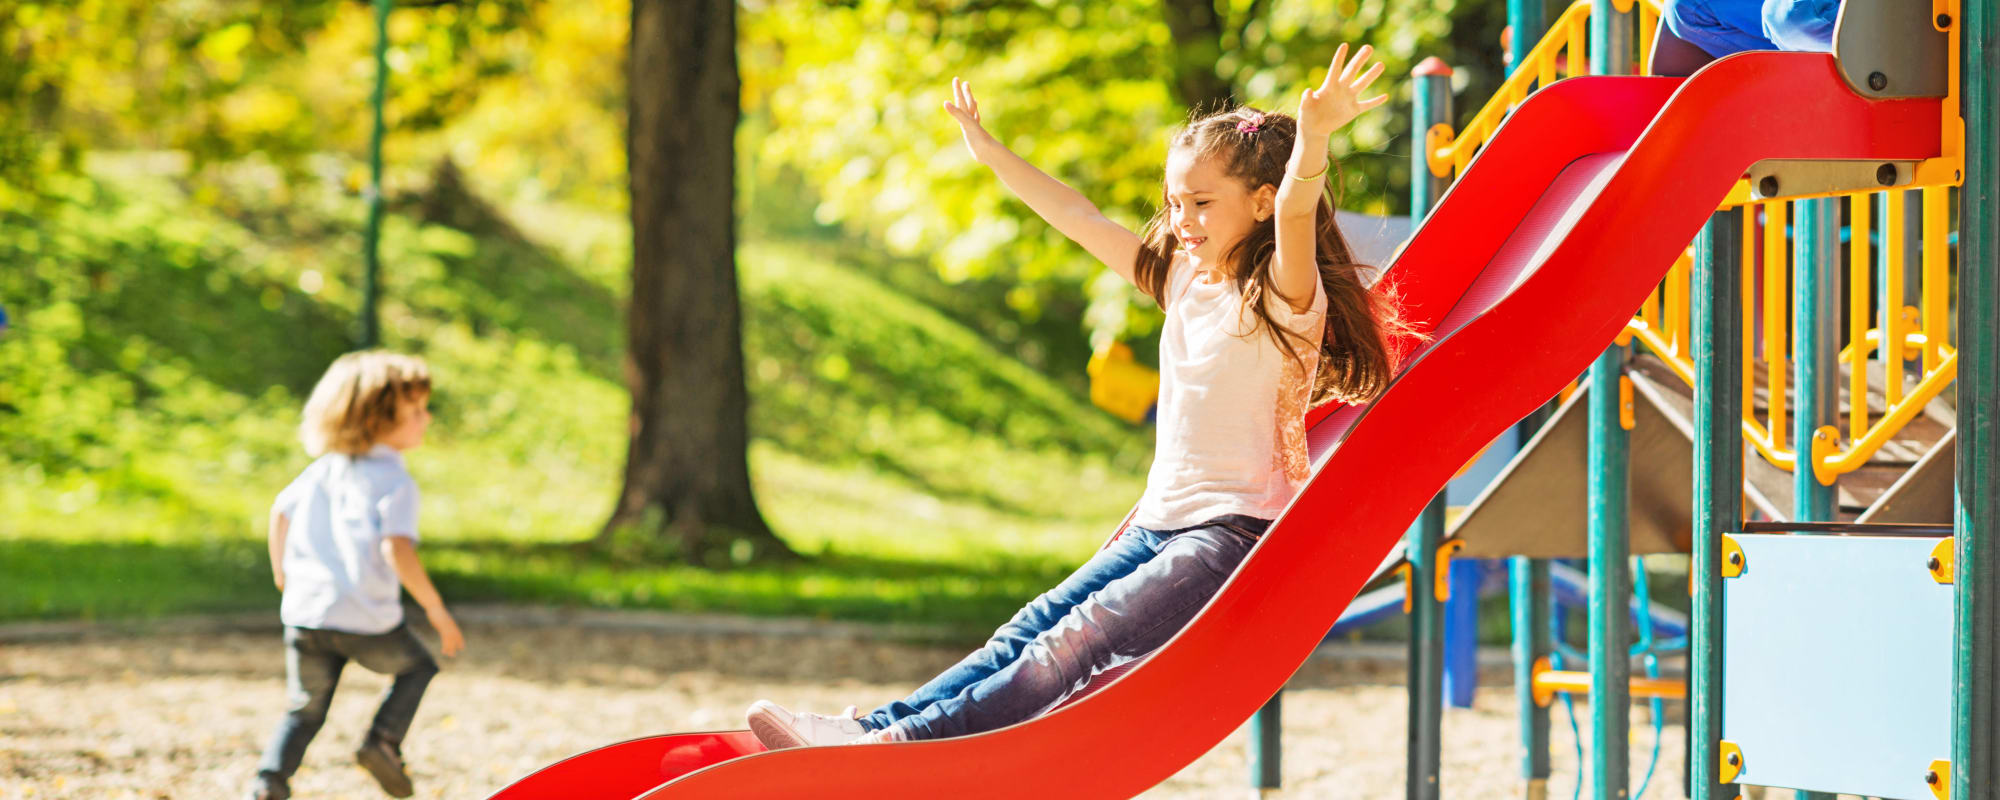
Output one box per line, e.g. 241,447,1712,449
1719,741,1744,784
1721,535,1746,578
1434,540,1467,602
1086,341,1159,424
1927,758,1951,799
1810,425,1840,486
1618,376,1635,431
1931,538,1955,584
1395,563,1414,614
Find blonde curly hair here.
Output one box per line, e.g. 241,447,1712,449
298,351,431,456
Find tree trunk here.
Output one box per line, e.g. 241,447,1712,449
607,0,793,565
1160,0,1236,112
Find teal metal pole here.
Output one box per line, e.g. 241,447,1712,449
1401,58,1453,800
1590,0,1634,76
1511,556,1552,799
1789,196,1840,800
1508,0,1547,76
1587,7,1634,797
1691,212,1742,800
1406,492,1448,800
1249,690,1282,790
1793,197,1838,523
1587,345,1632,800
1953,2,1998,797
360,0,392,349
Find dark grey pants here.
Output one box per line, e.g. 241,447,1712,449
255,624,437,783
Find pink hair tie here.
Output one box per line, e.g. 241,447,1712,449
1236,113,1264,134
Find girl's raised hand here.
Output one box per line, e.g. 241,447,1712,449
944,77,997,163
1297,43,1390,138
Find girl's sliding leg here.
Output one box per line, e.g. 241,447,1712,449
857,525,1168,731
882,518,1263,741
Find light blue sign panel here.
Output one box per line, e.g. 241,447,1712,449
1721,534,1952,799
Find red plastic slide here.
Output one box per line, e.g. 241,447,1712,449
487,52,1940,799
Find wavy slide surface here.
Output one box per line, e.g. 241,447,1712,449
488,52,1940,799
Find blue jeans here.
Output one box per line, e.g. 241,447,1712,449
859,514,1268,740
255,624,438,784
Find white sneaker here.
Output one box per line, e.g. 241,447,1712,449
746,700,868,749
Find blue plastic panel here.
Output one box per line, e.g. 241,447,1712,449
1721,534,1952,799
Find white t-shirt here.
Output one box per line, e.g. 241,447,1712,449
1132,253,1329,531
271,444,420,634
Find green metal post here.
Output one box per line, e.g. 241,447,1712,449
1249,690,1282,790
360,0,392,349
1587,6,1634,797
1691,212,1742,800
1954,1,1998,797
1511,556,1552,800
1789,197,1841,800
1508,0,1547,76
1590,0,1635,77
1406,492,1448,800
1587,345,1632,800
1402,58,1453,800
1793,197,1838,522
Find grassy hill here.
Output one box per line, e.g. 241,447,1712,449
0,155,1152,637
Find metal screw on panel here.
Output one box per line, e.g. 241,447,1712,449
1729,553,1743,567
1869,71,1888,91
1758,176,1779,197
1728,753,1741,767
1937,13,1952,28
1929,557,1942,572
1927,770,1940,785
1878,164,1899,186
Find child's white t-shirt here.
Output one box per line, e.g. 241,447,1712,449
1133,253,1329,531
271,444,419,634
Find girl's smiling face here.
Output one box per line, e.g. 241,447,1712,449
1164,149,1275,272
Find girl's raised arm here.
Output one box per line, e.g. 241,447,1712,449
944,79,1143,287
1273,44,1388,312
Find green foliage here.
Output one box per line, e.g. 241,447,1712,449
0,159,1145,633
742,0,1509,346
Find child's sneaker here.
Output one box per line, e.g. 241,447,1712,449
745,700,868,749
354,738,414,798
243,775,290,800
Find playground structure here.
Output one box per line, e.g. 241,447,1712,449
486,0,1997,797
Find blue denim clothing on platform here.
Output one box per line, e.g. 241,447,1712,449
1661,0,1840,57
857,514,1269,740
1761,0,1838,52
256,624,439,784
1662,0,1780,56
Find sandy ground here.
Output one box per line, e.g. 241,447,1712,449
0,614,1692,800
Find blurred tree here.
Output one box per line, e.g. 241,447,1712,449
607,0,794,565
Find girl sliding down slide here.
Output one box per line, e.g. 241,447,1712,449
749,43,1411,748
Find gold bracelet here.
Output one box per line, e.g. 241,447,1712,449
1287,160,1330,182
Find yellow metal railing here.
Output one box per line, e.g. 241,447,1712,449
1426,0,1662,179
1448,0,1964,486
1623,192,1959,484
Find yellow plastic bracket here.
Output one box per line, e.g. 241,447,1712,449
1395,563,1415,614
1435,540,1467,602
1530,655,1555,707
1424,124,1456,178
1926,758,1951,798
1619,376,1636,431
1810,425,1841,486
1721,535,1746,578
1930,538,1955,584
1719,741,1745,784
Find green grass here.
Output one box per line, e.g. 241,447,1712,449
0,155,1150,639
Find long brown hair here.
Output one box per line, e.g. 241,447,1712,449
1132,106,1412,406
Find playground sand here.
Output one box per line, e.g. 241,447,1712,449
0,619,1689,799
